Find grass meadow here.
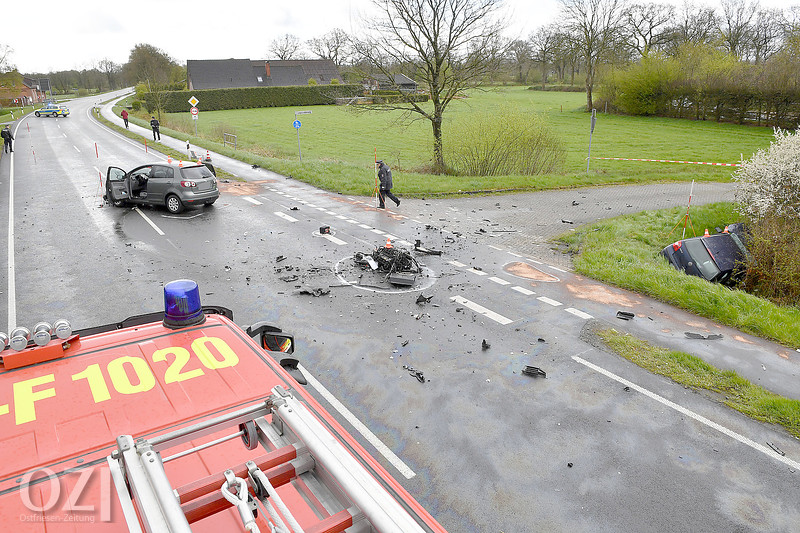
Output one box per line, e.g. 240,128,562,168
125,87,776,196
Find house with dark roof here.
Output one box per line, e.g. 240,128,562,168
187,59,343,90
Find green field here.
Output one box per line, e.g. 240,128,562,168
125,87,776,196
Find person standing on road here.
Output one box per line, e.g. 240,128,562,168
1,125,13,153
150,116,161,141
376,160,400,209
121,109,129,129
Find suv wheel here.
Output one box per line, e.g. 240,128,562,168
166,195,184,214
35,111,40,117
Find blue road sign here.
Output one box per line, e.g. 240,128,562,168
293,120,301,129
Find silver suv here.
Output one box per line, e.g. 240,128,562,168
104,161,219,213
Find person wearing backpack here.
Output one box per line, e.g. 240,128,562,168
376,160,400,208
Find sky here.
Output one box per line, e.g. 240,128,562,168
3,0,795,74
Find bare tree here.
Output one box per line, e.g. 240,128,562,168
530,24,561,87
663,1,719,54
749,8,785,63
97,58,120,89
719,0,758,58
269,34,303,60
508,39,533,84
307,29,352,67
625,2,675,57
0,44,14,73
559,0,628,110
353,0,509,173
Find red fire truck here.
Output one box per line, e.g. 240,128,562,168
0,280,446,532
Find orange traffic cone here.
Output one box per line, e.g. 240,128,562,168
723,226,729,233
206,150,211,161
178,160,183,167
704,229,710,236
385,237,393,248
167,156,172,163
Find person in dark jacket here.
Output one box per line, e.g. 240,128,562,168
1,125,13,153
376,160,400,208
150,116,161,140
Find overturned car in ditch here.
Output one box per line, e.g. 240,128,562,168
661,225,750,286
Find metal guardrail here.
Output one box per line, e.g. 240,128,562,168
223,132,237,149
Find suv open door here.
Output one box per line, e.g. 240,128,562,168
105,166,129,206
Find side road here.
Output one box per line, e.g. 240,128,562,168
98,99,798,403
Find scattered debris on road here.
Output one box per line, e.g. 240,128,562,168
293,287,330,297
276,255,287,263
319,226,330,234
684,332,723,340
561,219,574,224
416,294,433,305
402,364,426,383
522,366,546,378
616,311,635,320
414,240,442,255
481,339,491,350
767,442,785,456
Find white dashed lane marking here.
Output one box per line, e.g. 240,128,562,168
449,261,466,268
511,286,535,295
467,268,487,276
243,197,262,205
488,277,511,285
537,296,563,307
565,308,593,319
323,234,348,245
573,355,800,471
274,212,297,222
451,296,513,325
548,265,567,273
370,229,384,235
359,224,371,229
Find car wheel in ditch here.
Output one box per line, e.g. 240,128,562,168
166,195,184,214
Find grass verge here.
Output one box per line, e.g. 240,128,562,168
596,328,800,439
557,202,800,348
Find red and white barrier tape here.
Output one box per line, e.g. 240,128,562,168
594,157,740,167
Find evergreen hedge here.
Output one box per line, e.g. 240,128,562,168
145,84,364,113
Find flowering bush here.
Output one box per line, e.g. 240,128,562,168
734,128,800,220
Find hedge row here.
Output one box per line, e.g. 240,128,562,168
145,84,364,113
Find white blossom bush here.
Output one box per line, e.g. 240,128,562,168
734,128,800,220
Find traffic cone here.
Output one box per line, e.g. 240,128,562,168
704,229,710,236
178,160,183,167
723,226,729,233
385,237,393,248
167,156,172,163
206,150,211,161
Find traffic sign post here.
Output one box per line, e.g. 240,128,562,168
293,120,302,161
293,111,311,161
189,98,200,135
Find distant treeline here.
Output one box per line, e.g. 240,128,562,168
599,43,800,127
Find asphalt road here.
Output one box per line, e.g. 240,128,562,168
0,92,798,532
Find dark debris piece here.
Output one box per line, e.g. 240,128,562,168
766,442,786,456
684,332,723,340
279,275,299,282
290,206,299,211
522,366,546,378
616,311,635,320
561,219,574,224
320,226,330,234
416,294,433,305
481,339,491,350
402,364,426,383
293,287,330,297
414,240,442,255
276,255,287,263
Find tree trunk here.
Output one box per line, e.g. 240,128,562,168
585,71,593,111
432,114,444,173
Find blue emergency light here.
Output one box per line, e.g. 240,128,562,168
163,279,206,329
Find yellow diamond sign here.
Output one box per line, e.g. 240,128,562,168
188,96,199,107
